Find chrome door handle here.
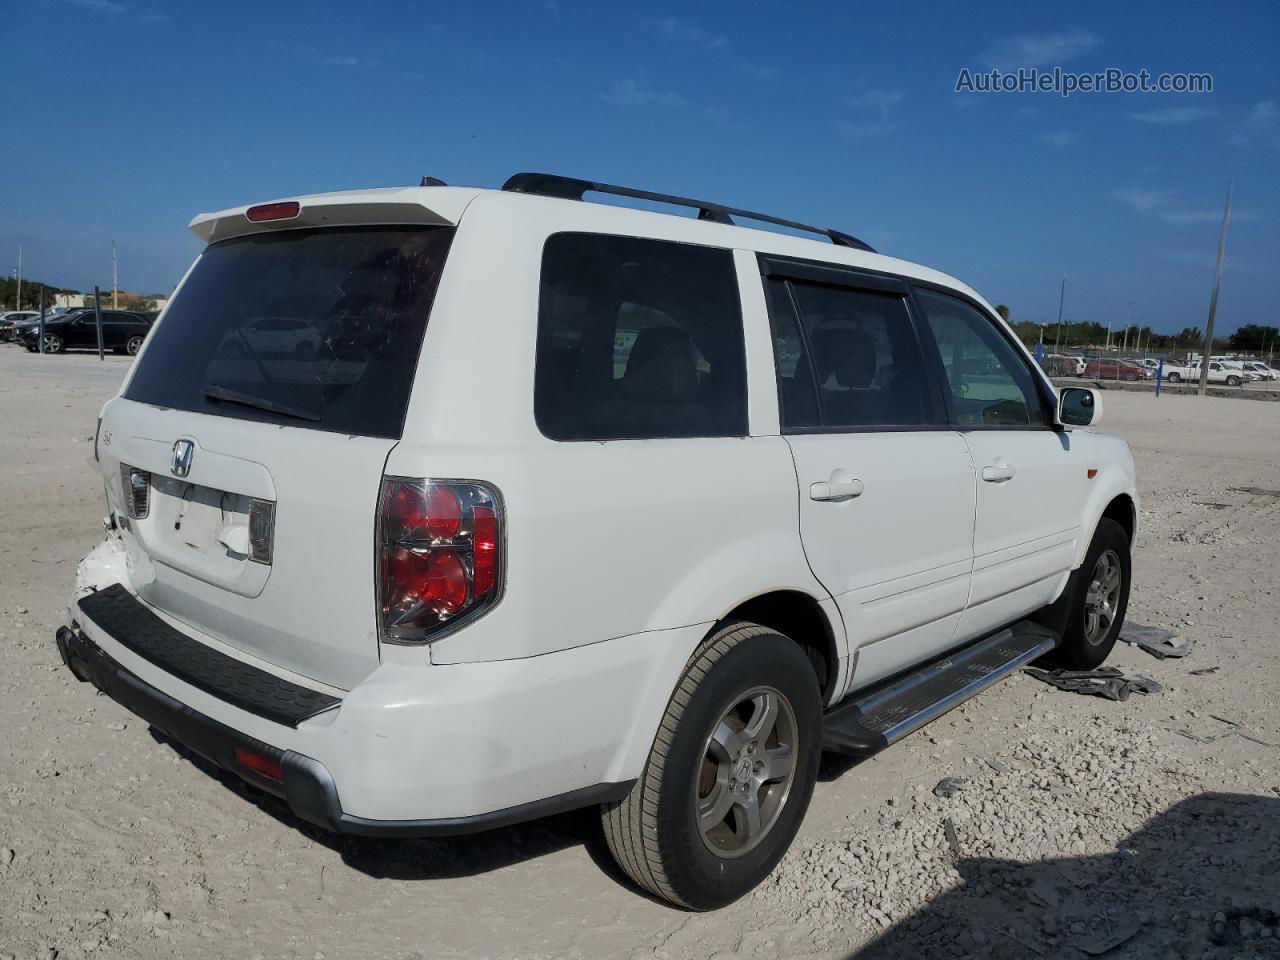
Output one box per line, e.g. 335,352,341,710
810,475,864,502
981,462,1016,483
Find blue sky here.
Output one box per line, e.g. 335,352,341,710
3,0,1277,333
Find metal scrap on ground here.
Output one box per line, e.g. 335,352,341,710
1023,666,1162,702
1118,622,1194,659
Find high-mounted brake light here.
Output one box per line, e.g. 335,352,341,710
377,478,503,644
245,201,301,223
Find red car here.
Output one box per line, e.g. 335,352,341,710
1083,358,1148,380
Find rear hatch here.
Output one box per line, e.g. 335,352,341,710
97,217,455,690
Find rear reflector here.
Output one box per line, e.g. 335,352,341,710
245,201,301,223
234,746,283,782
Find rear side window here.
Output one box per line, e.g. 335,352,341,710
913,287,1045,428
535,233,747,440
764,276,934,430
124,226,453,438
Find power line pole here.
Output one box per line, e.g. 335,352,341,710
112,241,118,308
1198,181,1233,396
15,246,21,310
1053,275,1065,352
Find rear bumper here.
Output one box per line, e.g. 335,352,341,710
56,624,632,836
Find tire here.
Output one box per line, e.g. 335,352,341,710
126,335,144,356
601,622,822,910
1167,372,1181,383
1226,375,1241,387
1051,518,1131,669
42,333,64,354
1125,372,1137,381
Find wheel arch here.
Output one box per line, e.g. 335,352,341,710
716,589,843,704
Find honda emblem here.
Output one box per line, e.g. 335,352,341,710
170,439,195,478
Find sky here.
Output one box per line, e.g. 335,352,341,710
2,0,1278,334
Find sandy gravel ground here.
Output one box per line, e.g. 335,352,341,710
1,347,1278,960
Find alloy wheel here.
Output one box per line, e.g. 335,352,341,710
696,686,798,858
1083,548,1122,646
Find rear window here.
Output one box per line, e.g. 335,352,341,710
535,233,747,441
125,226,454,438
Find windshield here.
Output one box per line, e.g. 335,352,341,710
124,225,454,438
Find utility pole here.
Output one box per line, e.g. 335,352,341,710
1053,275,1065,352
15,246,21,311
112,241,118,308
1198,181,1232,396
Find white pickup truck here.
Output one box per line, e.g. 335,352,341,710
1160,360,1251,385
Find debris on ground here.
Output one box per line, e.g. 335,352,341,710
1023,666,1162,701
932,776,966,799
1189,666,1221,675
1118,622,1194,659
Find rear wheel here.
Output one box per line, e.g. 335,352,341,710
1226,375,1241,386
601,622,822,910
1167,372,1181,383
126,335,144,355
1051,518,1130,669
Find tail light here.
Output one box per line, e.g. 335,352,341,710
377,478,503,644
245,201,301,223
120,464,151,519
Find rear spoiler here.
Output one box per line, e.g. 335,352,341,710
188,187,479,245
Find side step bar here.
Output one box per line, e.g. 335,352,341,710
823,621,1059,758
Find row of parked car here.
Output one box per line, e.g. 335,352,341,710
1038,351,1278,386
0,308,157,355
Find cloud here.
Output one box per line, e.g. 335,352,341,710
846,88,904,117
837,88,904,139
602,78,687,108
981,30,1099,70
1131,105,1217,124
1111,186,1257,224
321,55,360,67
742,63,778,81
1229,100,1278,147
68,0,125,12
658,17,727,50
1039,130,1079,147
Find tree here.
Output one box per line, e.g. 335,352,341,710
1228,324,1280,352
994,304,1010,321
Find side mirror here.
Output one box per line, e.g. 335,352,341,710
1058,387,1102,427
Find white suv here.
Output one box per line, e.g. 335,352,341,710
57,174,1137,910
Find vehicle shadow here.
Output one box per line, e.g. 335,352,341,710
847,792,1280,959
148,728,637,886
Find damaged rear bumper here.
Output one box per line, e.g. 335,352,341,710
55,624,631,837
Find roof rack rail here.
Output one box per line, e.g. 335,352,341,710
501,172,876,253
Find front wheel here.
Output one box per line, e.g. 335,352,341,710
601,623,822,910
1051,518,1131,669
41,333,64,354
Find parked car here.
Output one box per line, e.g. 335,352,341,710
1039,353,1078,377
1162,361,1253,385
1083,358,1149,380
17,308,152,355
55,174,1137,910
0,310,38,341
1242,361,1277,381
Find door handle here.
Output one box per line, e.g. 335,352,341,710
981,461,1016,483
810,472,864,502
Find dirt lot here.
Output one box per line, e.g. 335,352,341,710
2,347,1278,960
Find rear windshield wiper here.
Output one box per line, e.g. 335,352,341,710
202,382,321,423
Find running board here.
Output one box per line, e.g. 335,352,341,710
822,621,1059,757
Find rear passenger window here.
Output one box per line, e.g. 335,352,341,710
535,234,747,440
764,276,933,430
913,288,1044,428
